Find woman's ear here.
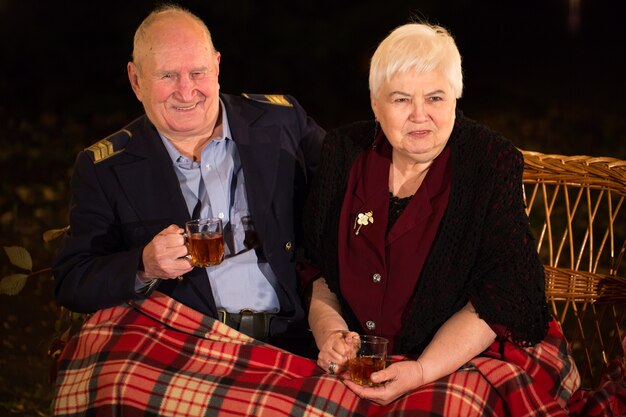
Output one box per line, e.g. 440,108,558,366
370,93,378,120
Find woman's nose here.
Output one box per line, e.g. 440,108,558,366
409,102,427,121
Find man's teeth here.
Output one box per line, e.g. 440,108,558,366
175,104,196,110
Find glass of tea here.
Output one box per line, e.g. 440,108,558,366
185,218,224,267
347,335,389,386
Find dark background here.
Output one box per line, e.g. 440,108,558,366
3,0,626,152
1,1,625,415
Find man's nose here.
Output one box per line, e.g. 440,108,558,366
177,77,196,100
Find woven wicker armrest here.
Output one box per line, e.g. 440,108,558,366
521,149,626,389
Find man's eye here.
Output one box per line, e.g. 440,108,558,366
161,73,175,80
191,71,206,79
393,97,409,103
428,96,443,102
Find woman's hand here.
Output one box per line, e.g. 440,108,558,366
317,330,359,374
343,360,424,405
343,301,497,405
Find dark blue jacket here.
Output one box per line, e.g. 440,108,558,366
53,93,324,342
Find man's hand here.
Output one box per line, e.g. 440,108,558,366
140,224,193,281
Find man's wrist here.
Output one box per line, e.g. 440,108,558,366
135,272,158,294
137,270,153,284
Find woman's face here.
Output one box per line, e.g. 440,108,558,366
371,69,457,165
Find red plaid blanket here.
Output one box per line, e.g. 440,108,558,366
54,292,579,416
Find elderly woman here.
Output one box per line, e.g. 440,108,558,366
303,23,580,414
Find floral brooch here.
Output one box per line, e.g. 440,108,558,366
353,211,374,235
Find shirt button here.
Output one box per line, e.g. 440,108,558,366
218,212,224,219
365,320,376,331
205,164,212,170
372,273,382,283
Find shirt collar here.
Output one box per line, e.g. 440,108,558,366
159,98,232,164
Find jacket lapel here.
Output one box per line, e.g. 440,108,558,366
386,189,433,245
114,118,190,233
344,143,389,266
353,181,387,254
222,95,280,242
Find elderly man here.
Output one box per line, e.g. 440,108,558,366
53,5,323,358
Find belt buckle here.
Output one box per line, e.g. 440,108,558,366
217,309,228,323
239,308,256,316
237,308,263,340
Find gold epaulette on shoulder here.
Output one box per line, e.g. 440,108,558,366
85,129,132,163
242,93,293,107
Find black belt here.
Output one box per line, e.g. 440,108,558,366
217,308,275,341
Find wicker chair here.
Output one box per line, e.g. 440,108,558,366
521,149,626,389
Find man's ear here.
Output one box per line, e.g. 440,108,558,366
127,62,142,102
215,51,221,76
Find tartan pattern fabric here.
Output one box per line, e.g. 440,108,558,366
54,292,579,416
567,359,626,417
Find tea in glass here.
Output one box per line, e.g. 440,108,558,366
186,218,224,267
347,335,389,386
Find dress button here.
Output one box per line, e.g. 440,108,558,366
372,273,382,283
365,320,376,331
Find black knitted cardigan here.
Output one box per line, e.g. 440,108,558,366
303,113,550,355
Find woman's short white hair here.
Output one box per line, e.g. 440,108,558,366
369,23,463,99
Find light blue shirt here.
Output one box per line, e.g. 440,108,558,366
159,100,280,313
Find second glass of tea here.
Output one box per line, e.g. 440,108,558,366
347,335,389,386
